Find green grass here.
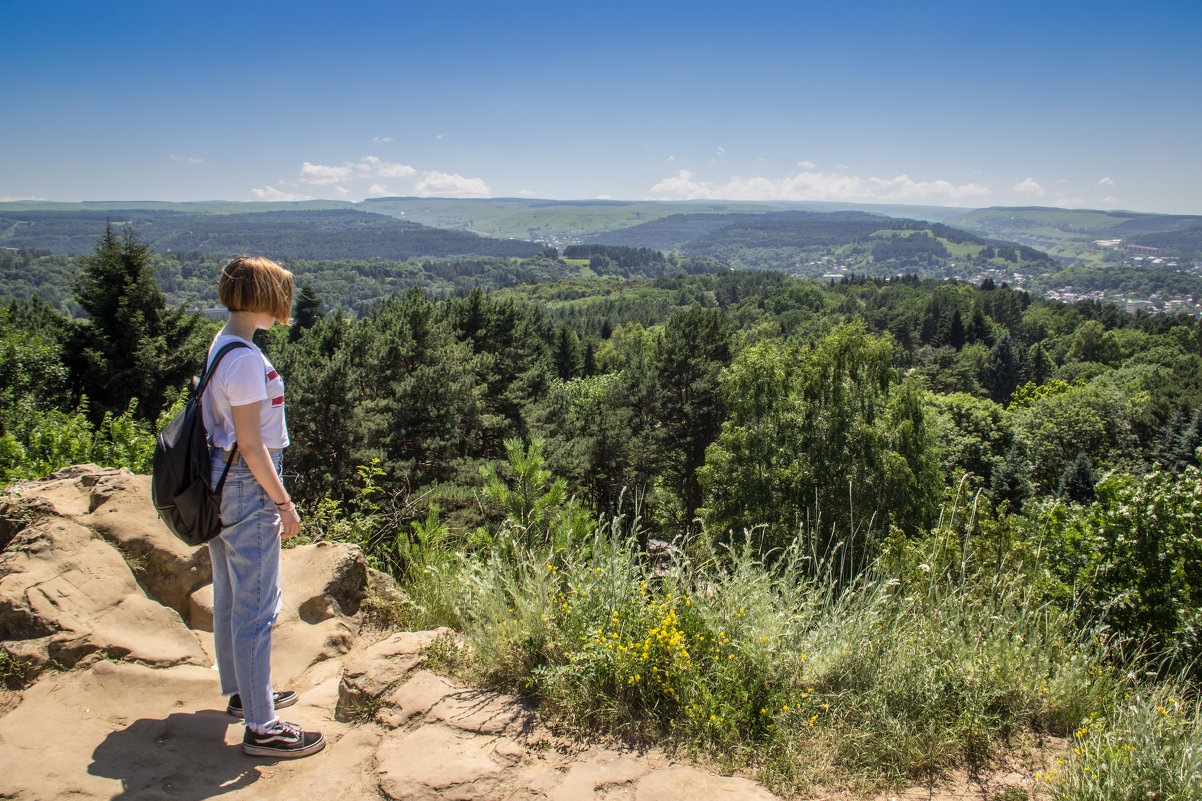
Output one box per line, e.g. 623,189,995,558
387,505,1130,797
337,446,1199,798
1045,683,1202,800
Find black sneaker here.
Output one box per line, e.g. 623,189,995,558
226,690,299,718
242,720,326,758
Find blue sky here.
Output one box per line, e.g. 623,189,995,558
2,0,1199,213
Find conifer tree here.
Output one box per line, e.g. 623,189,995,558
289,284,324,342
946,308,967,350
985,333,1023,404
1024,342,1054,386
70,223,198,422
553,323,582,380
966,306,993,346
653,307,732,537
1058,451,1096,504
990,444,1033,511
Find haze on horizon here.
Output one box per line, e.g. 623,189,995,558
2,0,1199,215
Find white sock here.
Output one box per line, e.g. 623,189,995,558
247,718,280,735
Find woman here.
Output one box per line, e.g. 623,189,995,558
204,255,325,758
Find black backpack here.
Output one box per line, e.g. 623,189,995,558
151,341,251,546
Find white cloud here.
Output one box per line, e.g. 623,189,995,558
357,156,415,178
1098,176,1115,187
1099,195,1119,206
667,155,676,162
435,133,444,140
251,186,314,201
300,157,415,187
414,170,491,197
0,195,46,202
649,169,990,203
1013,177,1046,197
171,154,204,164
367,183,391,196
300,162,354,185
597,195,614,200
372,136,393,143
715,146,726,158
333,185,351,197
1052,196,1085,208
516,189,536,197
798,160,817,169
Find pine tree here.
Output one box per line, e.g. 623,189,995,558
1156,405,1202,473
289,284,324,342
990,444,1033,512
70,223,198,422
985,334,1023,404
1024,342,1054,386
1058,451,1096,504
947,309,967,350
966,306,993,346
553,323,582,380
653,307,733,537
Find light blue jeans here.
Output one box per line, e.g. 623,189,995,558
208,448,284,729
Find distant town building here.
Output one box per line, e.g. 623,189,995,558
1127,244,1161,256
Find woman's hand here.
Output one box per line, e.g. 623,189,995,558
279,504,301,539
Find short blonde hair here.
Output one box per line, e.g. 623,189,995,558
217,256,293,325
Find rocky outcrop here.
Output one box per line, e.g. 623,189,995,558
0,515,208,669
0,465,781,801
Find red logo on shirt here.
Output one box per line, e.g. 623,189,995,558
266,369,279,381
271,396,284,407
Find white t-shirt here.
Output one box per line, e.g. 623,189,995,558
201,333,290,451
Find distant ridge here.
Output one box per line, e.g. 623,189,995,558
0,208,541,260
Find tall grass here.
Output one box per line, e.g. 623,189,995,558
388,491,1128,795
1047,683,1202,800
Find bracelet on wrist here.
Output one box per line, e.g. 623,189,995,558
274,497,291,507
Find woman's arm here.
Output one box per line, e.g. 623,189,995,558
230,401,302,539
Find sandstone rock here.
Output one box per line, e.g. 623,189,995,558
547,751,652,801
634,765,779,801
0,660,383,801
0,518,206,669
426,682,539,737
189,583,215,632
336,629,453,720
282,541,369,621
379,668,460,726
0,496,53,551
269,542,368,684
9,463,118,516
80,473,214,623
375,724,518,801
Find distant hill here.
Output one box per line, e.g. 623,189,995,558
357,197,969,242
1130,226,1202,262
0,208,541,261
944,207,1202,265
586,210,1058,277
0,198,972,252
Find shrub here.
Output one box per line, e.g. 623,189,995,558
0,397,155,482
1035,467,1202,674
1046,683,1202,801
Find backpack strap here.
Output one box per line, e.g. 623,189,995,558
196,341,254,497
196,341,252,398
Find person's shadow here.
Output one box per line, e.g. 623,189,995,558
89,710,274,800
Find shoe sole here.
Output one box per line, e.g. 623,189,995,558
227,693,299,718
243,733,326,758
